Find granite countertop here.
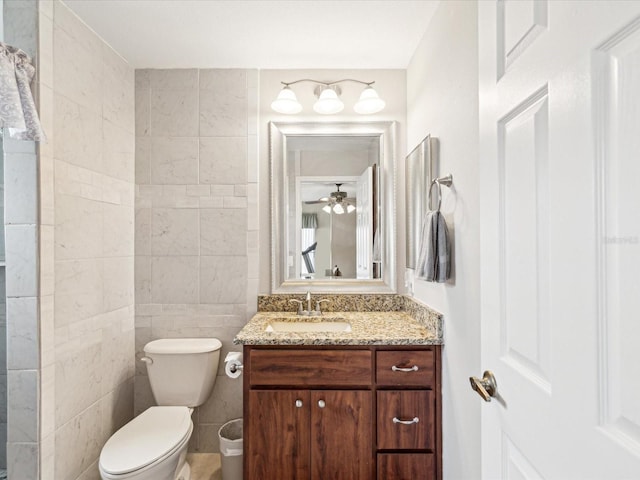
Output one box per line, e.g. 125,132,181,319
233,311,443,346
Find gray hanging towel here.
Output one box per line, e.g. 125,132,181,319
416,210,451,283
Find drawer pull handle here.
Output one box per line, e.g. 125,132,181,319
392,365,419,372
393,416,420,425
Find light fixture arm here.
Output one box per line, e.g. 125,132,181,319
280,78,375,88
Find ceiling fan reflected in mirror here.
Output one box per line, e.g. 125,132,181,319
305,183,356,214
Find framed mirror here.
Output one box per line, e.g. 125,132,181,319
405,135,436,269
270,122,396,293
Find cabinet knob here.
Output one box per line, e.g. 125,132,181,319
295,399,303,408
318,400,326,408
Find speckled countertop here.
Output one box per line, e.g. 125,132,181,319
234,310,443,346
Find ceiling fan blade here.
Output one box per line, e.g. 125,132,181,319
304,200,327,204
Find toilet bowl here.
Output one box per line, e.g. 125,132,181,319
99,406,193,480
99,338,222,480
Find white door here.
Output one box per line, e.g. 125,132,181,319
356,166,373,279
479,1,640,478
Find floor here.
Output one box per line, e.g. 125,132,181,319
187,453,222,480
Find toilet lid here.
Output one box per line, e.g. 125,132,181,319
144,338,222,354
99,406,192,475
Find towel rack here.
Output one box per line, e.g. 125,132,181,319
428,174,453,212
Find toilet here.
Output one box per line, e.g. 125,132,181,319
99,338,223,480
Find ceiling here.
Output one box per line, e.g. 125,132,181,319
64,0,439,69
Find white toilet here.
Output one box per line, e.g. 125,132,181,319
99,338,223,480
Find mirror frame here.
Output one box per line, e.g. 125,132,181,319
270,121,397,293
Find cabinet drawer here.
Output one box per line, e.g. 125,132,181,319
377,453,435,480
250,349,372,386
377,391,434,449
376,350,434,387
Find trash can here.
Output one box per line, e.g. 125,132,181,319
218,418,243,480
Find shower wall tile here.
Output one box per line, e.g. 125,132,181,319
151,208,200,255
53,93,103,171
200,208,247,255
150,137,199,185
5,225,38,298
40,363,55,439
55,331,102,427
54,194,104,261
7,370,38,442
4,0,37,56
101,314,135,395
54,401,102,480
150,89,199,137
103,258,135,311
135,87,150,137
199,69,246,93
150,68,199,91
7,442,38,480
151,256,199,304
4,152,38,225
103,120,135,182
54,258,104,327
199,137,248,184
100,378,134,442
53,0,104,56
6,297,38,370
134,257,152,305
199,89,248,137
135,136,151,184
52,24,103,114
200,256,248,304
104,203,134,257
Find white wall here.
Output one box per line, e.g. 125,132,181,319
406,2,481,479
259,69,407,293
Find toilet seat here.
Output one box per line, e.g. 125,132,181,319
99,406,192,476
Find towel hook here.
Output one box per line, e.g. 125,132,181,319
428,174,453,212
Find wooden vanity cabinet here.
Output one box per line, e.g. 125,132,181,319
244,346,442,480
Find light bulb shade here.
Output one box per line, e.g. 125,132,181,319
346,204,356,213
313,87,344,114
333,203,345,214
322,204,332,214
271,86,302,114
354,86,385,114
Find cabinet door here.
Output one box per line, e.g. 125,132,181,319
311,390,373,480
247,390,310,480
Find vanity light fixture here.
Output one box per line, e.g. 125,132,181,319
271,79,385,115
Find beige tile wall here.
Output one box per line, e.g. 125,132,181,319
38,2,136,479
134,68,259,453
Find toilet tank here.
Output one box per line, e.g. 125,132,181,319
143,338,222,407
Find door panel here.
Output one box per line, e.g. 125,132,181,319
480,1,640,478
310,390,373,480
594,15,640,456
247,390,310,480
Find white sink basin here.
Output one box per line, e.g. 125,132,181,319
265,320,352,333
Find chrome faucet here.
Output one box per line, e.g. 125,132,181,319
306,291,312,314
